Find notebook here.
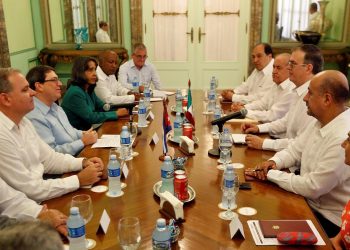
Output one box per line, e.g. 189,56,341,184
259,220,313,238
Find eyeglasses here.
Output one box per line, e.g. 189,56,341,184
43,78,61,84
288,61,307,69
134,55,148,60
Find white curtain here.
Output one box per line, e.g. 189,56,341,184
277,0,314,40
153,0,187,61
204,0,239,61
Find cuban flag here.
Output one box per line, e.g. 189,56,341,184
185,79,195,128
162,99,172,154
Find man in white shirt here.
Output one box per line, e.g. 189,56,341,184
307,3,320,32
95,50,140,104
230,53,295,123
95,21,111,43
0,177,67,236
118,43,162,91
26,65,97,155
248,70,350,238
0,68,105,202
221,43,274,104
242,44,323,151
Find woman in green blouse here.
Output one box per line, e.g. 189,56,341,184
62,57,128,130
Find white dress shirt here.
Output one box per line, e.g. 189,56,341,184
258,80,315,151
267,108,350,226
118,59,161,90
95,28,111,43
232,59,274,103
95,66,134,104
0,112,83,203
244,79,295,122
0,177,42,220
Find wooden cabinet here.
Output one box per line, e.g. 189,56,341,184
38,47,129,68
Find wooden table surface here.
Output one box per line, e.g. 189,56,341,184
44,90,332,249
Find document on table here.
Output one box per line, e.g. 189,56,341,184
152,90,175,97
247,220,325,246
91,135,121,148
231,134,247,144
226,118,259,123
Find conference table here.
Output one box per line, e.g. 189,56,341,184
45,90,332,249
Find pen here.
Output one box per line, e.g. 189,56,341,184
253,221,263,244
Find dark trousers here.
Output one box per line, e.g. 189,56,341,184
313,210,340,238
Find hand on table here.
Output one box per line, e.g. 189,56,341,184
245,160,276,181
241,123,259,134
221,89,234,101
245,134,264,149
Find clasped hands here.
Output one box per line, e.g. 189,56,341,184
78,157,107,186
245,160,276,181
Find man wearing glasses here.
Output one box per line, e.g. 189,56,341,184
118,43,162,91
26,65,97,156
242,44,323,152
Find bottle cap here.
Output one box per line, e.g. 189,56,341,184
156,218,166,228
70,207,79,215
110,154,117,160
226,164,234,171
122,125,127,130
164,156,171,161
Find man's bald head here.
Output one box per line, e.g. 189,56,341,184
318,70,349,104
98,50,118,76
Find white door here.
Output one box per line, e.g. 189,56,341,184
143,0,250,90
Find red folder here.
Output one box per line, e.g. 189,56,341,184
259,220,313,238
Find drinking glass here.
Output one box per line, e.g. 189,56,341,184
217,131,233,170
219,173,239,220
118,217,141,250
71,194,95,249
125,121,139,157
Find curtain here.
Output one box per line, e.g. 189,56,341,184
153,0,187,61
204,0,239,61
277,0,312,40
0,0,10,67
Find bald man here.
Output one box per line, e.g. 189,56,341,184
230,53,295,123
95,50,139,105
247,70,350,238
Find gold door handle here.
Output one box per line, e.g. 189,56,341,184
198,27,206,43
186,27,194,43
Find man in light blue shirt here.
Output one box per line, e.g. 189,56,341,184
118,43,162,91
26,66,97,155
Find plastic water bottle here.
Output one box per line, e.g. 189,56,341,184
144,86,151,108
67,207,87,250
208,90,216,113
120,125,131,160
219,128,232,164
107,154,121,196
173,112,183,143
152,218,171,250
221,165,236,209
212,105,221,134
210,76,217,90
175,89,183,113
160,156,174,195
132,76,139,93
138,99,147,127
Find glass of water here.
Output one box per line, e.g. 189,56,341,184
118,217,141,250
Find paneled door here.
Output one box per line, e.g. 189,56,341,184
143,0,250,89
